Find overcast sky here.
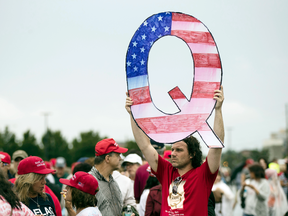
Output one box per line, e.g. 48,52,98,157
0,0,287,156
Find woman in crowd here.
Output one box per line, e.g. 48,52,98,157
241,163,270,216
15,156,57,216
61,171,102,216
259,157,268,171
0,168,34,216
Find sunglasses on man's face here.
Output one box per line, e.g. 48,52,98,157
172,176,182,195
14,158,23,162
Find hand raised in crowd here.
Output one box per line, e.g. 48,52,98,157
125,92,133,114
61,189,76,216
214,85,224,110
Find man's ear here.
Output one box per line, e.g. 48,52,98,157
189,152,196,159
105,155,110,163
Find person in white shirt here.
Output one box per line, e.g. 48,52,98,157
61,171,102,216
112,170,137,209
241,163,270,216
212,171,234,216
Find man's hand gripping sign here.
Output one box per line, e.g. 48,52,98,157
125,12,224,148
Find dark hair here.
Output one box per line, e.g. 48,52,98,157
70,186,97,209
258,157,268,169
0,169,22,210
183,136,202,168
73,163,92,175
248,163,265,179
144,176,159,190
94,152,114,165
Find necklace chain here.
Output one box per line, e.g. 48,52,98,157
29,196,40,208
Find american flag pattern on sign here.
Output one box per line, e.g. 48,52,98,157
126,12,223,148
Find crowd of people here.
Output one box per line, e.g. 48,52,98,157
0,86,288,216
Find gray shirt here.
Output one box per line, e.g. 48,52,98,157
89,166,123,216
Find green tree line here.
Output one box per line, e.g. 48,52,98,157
0,126,269,171
0,126,139,166
221,149,270,171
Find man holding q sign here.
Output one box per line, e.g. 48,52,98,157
125,86,225,216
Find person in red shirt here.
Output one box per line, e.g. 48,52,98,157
125,86,224,216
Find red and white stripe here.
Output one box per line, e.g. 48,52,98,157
129,13,223,147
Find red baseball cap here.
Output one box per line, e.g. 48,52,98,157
60,171,99,195
95,138,128,156
163,150,172,159
0,152,11,164
50,158,56,167
45,161,51,169
18,156,56,175
246,158,254,165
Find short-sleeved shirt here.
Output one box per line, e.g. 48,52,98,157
28,193,56,216
152,155,218,216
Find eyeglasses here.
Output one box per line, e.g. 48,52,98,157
172,176,182,195
14,158,23,162
0,161,9,166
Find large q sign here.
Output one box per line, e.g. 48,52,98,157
126,12,224,148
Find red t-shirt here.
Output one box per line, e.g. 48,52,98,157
152,155,217,216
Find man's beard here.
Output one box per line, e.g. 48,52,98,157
171,159,191,169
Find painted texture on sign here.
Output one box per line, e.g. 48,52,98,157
126,12,224,148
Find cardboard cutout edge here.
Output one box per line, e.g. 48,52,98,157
125,11,224,148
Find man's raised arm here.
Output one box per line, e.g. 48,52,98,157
207,86,225,174
125,93,159,172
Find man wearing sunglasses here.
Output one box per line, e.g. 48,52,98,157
125,86,224,216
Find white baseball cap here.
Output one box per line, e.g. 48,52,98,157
122,154,142,166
